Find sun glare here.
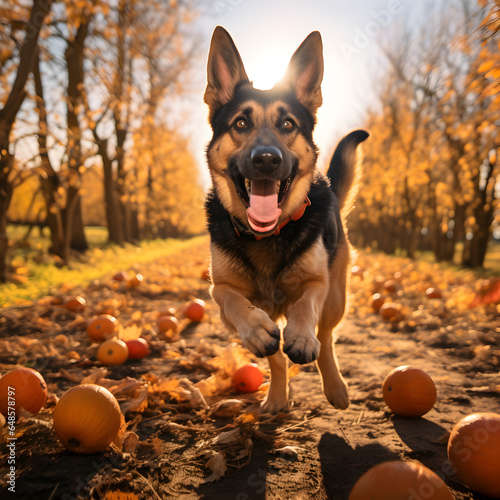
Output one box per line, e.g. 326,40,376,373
245,49,290,90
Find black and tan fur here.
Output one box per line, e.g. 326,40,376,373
204,26,368,413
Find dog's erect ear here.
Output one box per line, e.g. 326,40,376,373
277,31,324,113
204,26,249,115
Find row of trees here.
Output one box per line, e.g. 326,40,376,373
349,0,499,268
0,0,205,282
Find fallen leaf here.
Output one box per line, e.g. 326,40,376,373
58,368,82,383
118,324,143,341
179,378,209,409
81,367,109,385
120,386,149,414
272,445,303,459
469,277,500,307
204,452,227,482
121,432,140,454
216,428,241,445
210,399,244,418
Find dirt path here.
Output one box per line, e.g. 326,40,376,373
0,237,498,499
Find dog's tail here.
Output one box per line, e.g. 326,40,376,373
327,129,369,217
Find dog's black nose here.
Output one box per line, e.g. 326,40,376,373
251,146,283,171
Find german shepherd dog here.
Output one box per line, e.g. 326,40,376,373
204,26,368,413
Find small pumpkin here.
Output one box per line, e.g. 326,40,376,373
349,460,453,500
351,265,364,278
447,412,500,498
156,315,179,334
87,315,117,342
371,293,386,313
127,274,143,288
157,307,177,318
184,299,205,322
426,287,443,299
96,338,129,366
383,279,400,293
125,338,151,360
112,271,129,281
232,364,264,393
63,296,86,313
382,365,436,417
53,384,122,454
0,368,48,418
379,302,402,321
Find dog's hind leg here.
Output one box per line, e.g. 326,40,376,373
316,239,350,410
317,323,349,409
261,349,289,413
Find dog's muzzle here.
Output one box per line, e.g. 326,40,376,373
250,146,283,175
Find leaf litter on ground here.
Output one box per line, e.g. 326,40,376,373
0,239,499,498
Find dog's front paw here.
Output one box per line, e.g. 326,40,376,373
239,307,280,358
283,326,320,364
260,394,289,414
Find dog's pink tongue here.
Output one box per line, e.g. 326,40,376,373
247,180,281,233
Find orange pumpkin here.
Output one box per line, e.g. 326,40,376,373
351,265,364,278
156,315,179,334
96,338,129,366
383,279,400,293
232,364,264,393
184,299,205,322
157,307,177,318
382,366,436,417
63,296,86,313
127,274,143,288
447,412,500,498
371,293,386,313
379,302,401,321
87,315,117,342
112,271,129,281
53,384,122,454
426,287,443,299
349,461,453,500
0,368,48,418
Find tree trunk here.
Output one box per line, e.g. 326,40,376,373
95,136,124,245
0,159,13,281
32,49,66,260
462,140,497,268
113,0,132,243
462,228,491,268
0,0,52,281
64,18,89,253
463,204,494,268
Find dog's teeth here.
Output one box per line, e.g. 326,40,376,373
276,181,281,194
245,179,251,195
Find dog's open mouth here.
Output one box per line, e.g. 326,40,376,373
233,173,294,233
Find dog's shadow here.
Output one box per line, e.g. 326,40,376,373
193,426,399,500
193,418,279,500
318,432,399,499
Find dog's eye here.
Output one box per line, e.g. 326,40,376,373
282,119,295,131
234,118,248,130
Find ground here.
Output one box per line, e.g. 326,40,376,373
0,237,499,499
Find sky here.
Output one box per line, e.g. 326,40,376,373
179,0,431,186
